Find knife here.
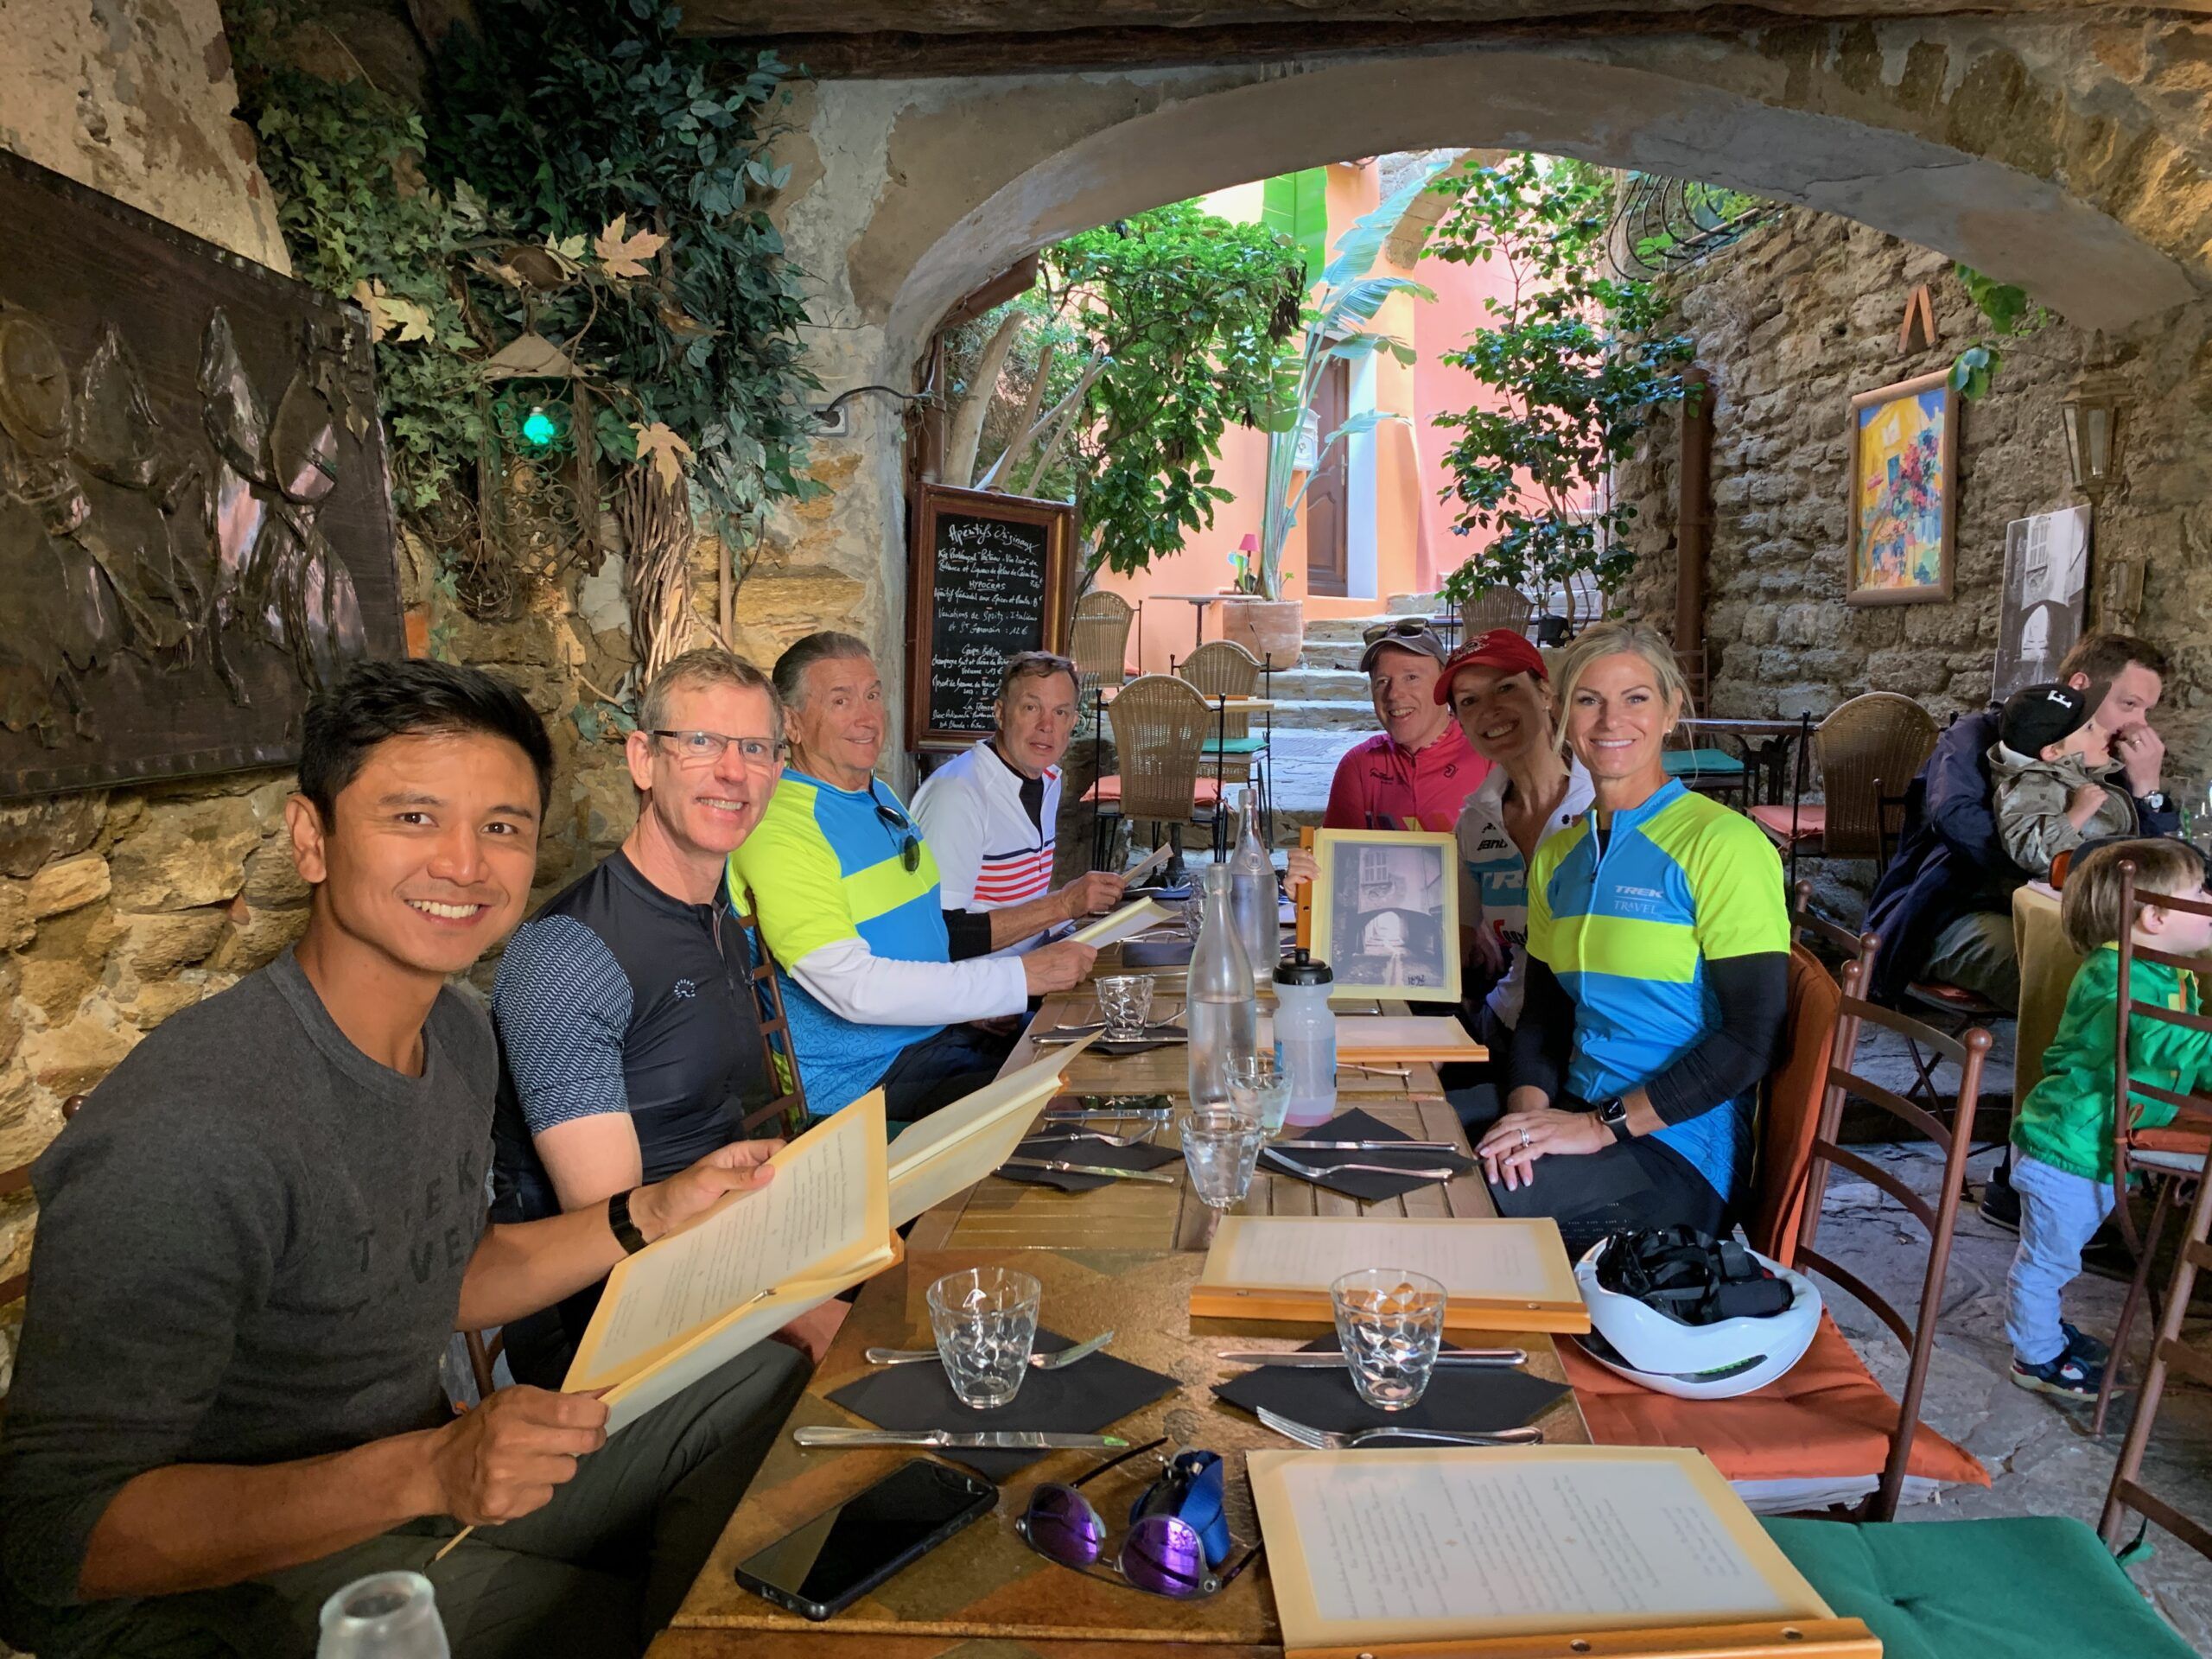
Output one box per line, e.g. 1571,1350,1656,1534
1215,1349,1528,1369
1274,1139,1463,1153
794,1427,1129,1450
1002,1157,1179,1183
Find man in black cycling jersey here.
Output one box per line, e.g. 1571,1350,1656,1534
489,647,834,1385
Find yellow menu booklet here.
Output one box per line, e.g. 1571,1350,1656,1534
1250,1445,1875,1658
566,1093,897,1433
887,1036,1097,1225
1191,1214,1587,1334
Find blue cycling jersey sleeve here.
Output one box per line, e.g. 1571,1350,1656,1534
493,912,633,1132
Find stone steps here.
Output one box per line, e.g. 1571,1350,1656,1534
1263,665,1370,702
1263,697,1378,733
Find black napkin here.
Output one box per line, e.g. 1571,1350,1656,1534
1261,1107,1474,1201
996,1132,1180,1192
1121,938,1194,969
1215,1336,1567,1438
828,1328,1179,1478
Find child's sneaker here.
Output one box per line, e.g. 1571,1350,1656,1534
2012,1344,2104,1400
2061,1322,2111,1365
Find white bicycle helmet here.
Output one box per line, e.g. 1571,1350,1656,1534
1573,1231,1821,1401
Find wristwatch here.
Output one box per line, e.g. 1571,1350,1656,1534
1595,1096,1633,1145
2142,789,2172,814
607,1187,649,1255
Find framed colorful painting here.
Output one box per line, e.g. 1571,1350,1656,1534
1846,368,1958,606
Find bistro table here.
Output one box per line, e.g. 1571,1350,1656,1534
652,946,1591,1657
1679,715,1819,808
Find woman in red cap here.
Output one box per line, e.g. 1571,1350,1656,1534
1437,629,1593,1128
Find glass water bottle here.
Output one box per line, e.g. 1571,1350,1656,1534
1186,864,1260,1108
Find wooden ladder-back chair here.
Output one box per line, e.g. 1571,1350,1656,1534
1459,584,1533,639
1084,673,1226,867
1792,982,1992,1521
1789,881,1878,983
1559,965,1990,1519
2089,860,2212,1437
733,884,810,1140
1770,1123,2209,1659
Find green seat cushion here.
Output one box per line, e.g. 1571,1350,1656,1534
1662,747,1746,776
1762,1516,2196,1659
1200,734,1269,756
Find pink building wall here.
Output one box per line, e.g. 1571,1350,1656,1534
1097,158,1515,673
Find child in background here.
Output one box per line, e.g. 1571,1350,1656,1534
2007,838,2212,1398
1987,681,2137,880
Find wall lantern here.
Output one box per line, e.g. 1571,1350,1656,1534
2058,366,2126,504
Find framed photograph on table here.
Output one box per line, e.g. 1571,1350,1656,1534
1308,829,1460,1004
1845,367,1957,606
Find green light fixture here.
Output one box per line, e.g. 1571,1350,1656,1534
520,404,560,449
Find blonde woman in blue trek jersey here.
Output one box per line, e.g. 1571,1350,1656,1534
1478,620,1791,1254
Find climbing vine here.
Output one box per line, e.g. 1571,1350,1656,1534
223,0,817,613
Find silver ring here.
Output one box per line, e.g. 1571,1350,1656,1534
1519,1128,1531,1148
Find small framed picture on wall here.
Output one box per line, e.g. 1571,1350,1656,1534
1308,829,1461,1004
1846,367,1958,606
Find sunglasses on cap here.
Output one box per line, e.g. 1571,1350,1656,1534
1361,618,1435,646
868,784,922,874
1015,1440,1259,1598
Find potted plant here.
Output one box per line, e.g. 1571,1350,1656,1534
1222,158,1449,663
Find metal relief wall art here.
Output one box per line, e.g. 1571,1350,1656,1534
0,150,402,799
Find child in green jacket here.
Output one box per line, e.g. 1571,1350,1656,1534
2008,838,2212,1399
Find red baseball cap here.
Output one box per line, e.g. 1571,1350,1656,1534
1434,629,1548,704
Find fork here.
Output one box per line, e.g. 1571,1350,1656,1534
864,1330,1116,1369
1263,1148,1464,1181
1254,1405,1542,1449
1024,1128,1154,1148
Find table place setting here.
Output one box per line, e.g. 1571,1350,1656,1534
1213,1272,1568,1445
820,1268,1179,1478
1258,1106,1477,1199
994,1123,1183,1191
1032,973,1187,1053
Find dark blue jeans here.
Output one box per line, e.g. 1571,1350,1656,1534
875,1021,1021,1128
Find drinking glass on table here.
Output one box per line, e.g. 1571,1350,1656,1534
1094,974,1155,1040
1179,1109,1266,1211
926,1267,1043,1409
1226,1055,1292,1137
1331,1268,1447,1412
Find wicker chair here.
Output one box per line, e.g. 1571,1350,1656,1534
1751,692,1936,874
1083,672,1227,867
1070,590,1135,715
1178,639,1269,818
1459,584,1533,640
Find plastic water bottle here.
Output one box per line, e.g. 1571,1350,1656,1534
1187,864,1259,1108
1273,948,1338,1128
1228,788,1277,981
318,1571,450,1658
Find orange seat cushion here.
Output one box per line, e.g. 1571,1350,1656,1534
1907,980,2006,1015
1080,775,1225,808
1560,1313,1988,1487
1748,803,1826,845
2132,1126,2212,1157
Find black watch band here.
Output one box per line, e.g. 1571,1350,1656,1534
607,1187,649,1255
1597,1096,1633,1145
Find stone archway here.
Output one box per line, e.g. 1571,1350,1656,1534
741,15,2212,738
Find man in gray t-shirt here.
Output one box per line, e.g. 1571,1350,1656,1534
0,662,806,1659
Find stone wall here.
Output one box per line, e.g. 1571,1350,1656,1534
1614,207,2212,864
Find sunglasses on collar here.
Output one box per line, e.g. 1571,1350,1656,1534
869,785,921,874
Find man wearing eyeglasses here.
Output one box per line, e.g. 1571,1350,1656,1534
731,632,1096,1126
1321,621,1491,832
488,647,809,1385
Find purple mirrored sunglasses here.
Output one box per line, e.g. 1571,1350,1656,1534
1014,1440,1260,1599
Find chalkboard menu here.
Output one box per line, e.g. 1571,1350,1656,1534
906,482,1073,750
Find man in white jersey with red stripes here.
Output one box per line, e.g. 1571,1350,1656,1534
914,651,1124,959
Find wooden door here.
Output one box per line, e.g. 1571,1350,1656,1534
1304,356,1350,598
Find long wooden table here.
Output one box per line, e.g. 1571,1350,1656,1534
652,962,1589,1657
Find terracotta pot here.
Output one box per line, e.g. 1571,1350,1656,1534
1217,597,1305,669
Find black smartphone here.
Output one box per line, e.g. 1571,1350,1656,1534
733,1458,997,1621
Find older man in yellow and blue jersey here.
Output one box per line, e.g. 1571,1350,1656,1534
730,632,1096,1124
